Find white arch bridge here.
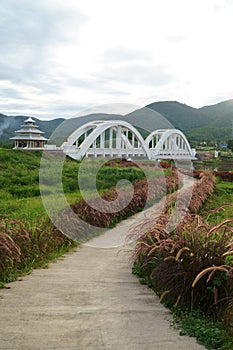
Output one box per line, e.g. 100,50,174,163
61,120,196,161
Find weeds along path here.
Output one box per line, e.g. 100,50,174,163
0,175,204,350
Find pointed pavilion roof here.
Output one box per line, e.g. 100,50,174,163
10,117,48,141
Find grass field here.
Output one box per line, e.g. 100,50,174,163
0,148,170,286
199,180,233,224
1,148,232,348
0,149,164,220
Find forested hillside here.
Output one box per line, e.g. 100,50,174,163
1,99,233,143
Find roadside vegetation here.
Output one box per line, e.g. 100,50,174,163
1,148,233,349
0,217,77,287
0,149,173,286
0,150,160,219
132,174,233,349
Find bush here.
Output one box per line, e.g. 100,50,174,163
0,216,76,285
68,168,179,228
142,214,233,313
8,185,40,198
132,172,233,340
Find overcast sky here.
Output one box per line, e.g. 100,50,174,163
0,0,233,119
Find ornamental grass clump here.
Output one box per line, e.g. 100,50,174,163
148,215,233,312
70,168,179,228
133,211,233,335
0,216,75,285
132,172,233,332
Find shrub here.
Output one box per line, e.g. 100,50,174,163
132,172,233,336
142,214,233,313
0,216,76,285
68,169,179,229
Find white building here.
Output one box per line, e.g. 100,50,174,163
11,117,48,149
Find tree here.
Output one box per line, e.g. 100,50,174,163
227,139,233,151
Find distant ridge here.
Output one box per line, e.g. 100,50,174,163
146,100,233,141
1,99,233,143
146,101,211,131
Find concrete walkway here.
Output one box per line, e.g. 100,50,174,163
0,177,205,350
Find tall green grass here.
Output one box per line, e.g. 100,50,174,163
0,149,171,286
0,149,160,220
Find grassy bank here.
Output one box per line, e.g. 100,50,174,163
0,149,162,220
0,216,78,287
172,181,233,350
132,176,233,349
0,149,173,286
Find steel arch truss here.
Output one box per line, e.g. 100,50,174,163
62,120,151,160
145,129,196,160
61,121,196,161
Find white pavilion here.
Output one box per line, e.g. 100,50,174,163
11,117,48,149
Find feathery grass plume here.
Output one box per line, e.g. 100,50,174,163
0,232,21,268
0,216,75,285
131,173,233,317
192,266,230,288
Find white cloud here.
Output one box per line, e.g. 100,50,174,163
0,0,233,118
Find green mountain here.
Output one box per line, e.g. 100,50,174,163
1,99,233,144
146,101,211,131
49,109,168,146
146,100,233,142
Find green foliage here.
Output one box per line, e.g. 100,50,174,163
147,100,233,142
173,309,233,350
187,126,231,142
62,161,148,193
0,141,13,149
227,139,233,151
0,149,175,285
147,101,211,131
1,99,233,143
199,181,233,225
66,168,178,232
0,149,41,201
0,150,153,219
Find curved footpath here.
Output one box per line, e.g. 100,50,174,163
0,176,205,350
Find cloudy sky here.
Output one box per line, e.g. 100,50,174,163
0,0,233,119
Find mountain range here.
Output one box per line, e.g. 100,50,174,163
1,99,233,144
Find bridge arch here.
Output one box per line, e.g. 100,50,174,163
62,120,151,160
145,129,196,160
